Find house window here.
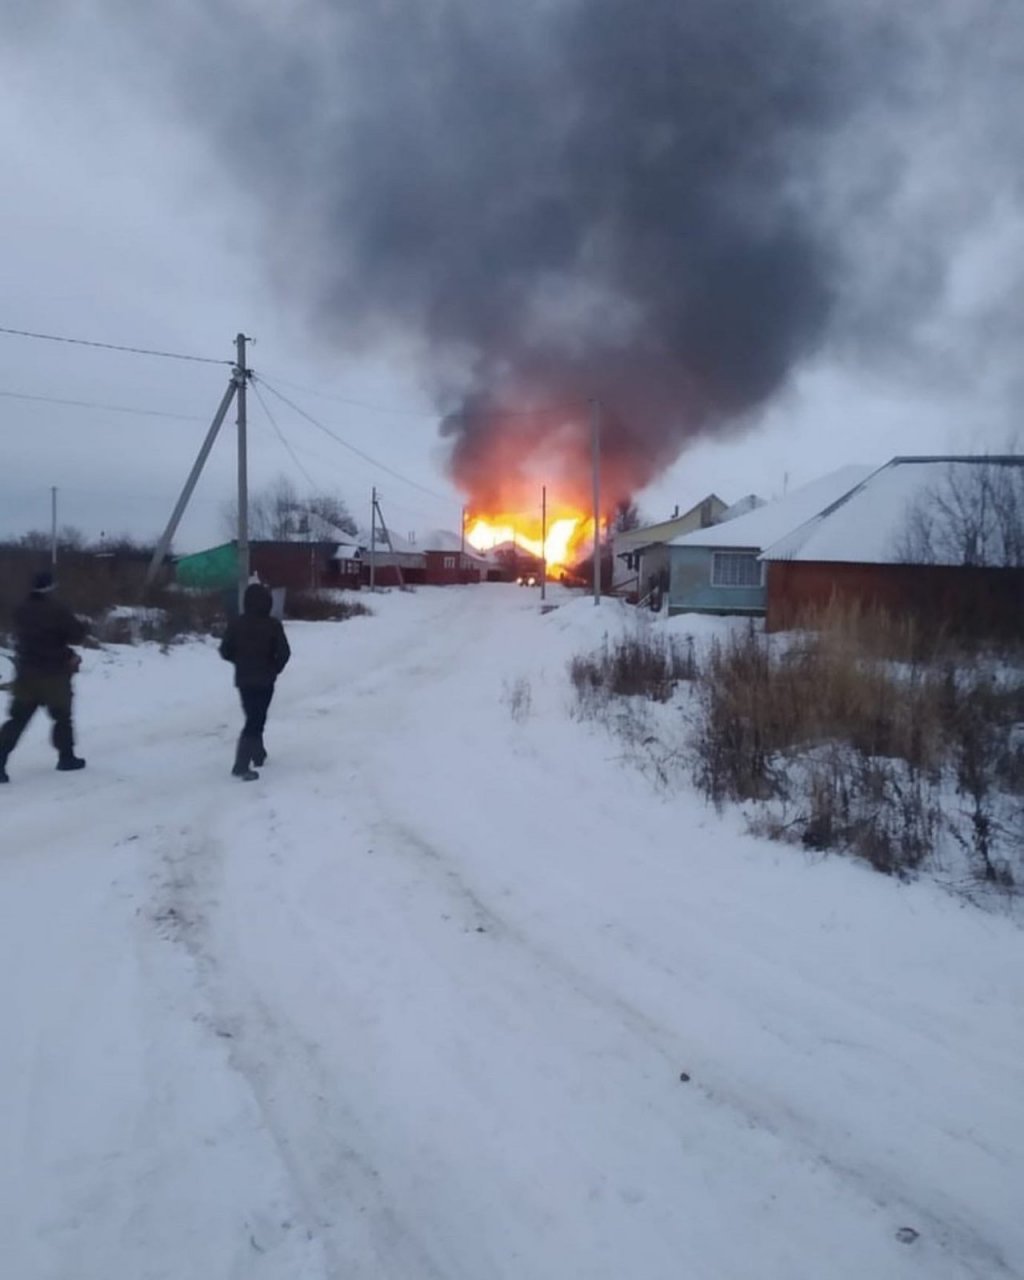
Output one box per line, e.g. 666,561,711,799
443,555,456,569
711,551,762,588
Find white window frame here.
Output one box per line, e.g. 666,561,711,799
443,555,456,569
711,550,763,589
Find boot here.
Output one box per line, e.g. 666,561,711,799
56,754,86,772
232,736,259,782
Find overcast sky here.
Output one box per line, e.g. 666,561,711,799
2,2,1022,552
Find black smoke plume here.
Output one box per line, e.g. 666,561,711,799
68,1,1024,506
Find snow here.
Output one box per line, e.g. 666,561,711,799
763,458,1023,564
2,585,1023,1279
669,465,874,550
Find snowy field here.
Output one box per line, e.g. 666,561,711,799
1,584,1022,1280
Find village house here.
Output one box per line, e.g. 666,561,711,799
658,466,872,616
612,494,728,596
420,531,491,585
761,456,1024,638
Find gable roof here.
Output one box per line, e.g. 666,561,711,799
615,494,728,551
762,456,1024,565
421,529,491,562
669,466,873,550
421,529,468,553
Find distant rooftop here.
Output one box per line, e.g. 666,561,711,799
669,466,873,550
763,456,1024,566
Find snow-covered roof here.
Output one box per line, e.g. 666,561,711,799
669,466,873,550
715,494,764,524
614,494,729,551
357,527,418,554
418,529,491,562
762,456,1024,565
332,542,363,561
420,529,461,552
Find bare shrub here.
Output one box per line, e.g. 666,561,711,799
284,590,372,622
569,632,696,716
687,608,1021,883
800,750,936,876
942,672,1024,885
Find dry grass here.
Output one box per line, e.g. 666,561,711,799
569,603,1024,886
690,608,1023,881
569,632,696,709
284,590,372,622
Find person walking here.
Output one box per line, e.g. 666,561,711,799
219,582,290,781
0,571,87,783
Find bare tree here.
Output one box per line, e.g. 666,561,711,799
898,458,1024,567
221,474,357,541
17,526,86,554
305,491,358,538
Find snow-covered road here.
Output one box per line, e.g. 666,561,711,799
2,586,1022,1279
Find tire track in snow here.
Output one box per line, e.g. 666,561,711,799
70,587,1019,1279
366,819,1018,1280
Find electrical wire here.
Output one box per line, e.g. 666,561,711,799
252,369,439,420
0,387,207,422
0,324,232,366
256,367,583,423
253,375,454,503
251,379,321,492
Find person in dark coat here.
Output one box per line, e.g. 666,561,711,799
219,582,291,781
0,571,88,783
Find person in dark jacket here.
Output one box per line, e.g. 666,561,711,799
219,582,291,781
0,571,88,783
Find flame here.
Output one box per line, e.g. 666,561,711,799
466,509,595,571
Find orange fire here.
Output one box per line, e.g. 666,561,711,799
466,508,595,571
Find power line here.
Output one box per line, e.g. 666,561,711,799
0,387,206,422
251,379,321,492
0,324,232,366
253,375,454,503
254,369,439,420
256,367,582,423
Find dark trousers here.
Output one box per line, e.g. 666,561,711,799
239,685,274,740
0,674,75,761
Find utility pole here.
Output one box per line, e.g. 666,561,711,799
373,491,403,587
369,486,377,591
144,369,239,593
50,487,58,567
591,398,601,606
460,506,467,556
236,332,250,610
541,485,547,602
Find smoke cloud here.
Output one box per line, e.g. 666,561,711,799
41,0,1024,509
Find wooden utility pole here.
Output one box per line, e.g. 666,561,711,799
144,352,241,593
591,398,601,606
50,487,58,566
235,332,250,610
373,491,403,588
369,486,377,590
541,484,547,602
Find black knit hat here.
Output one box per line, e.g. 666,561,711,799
31,570,56,595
